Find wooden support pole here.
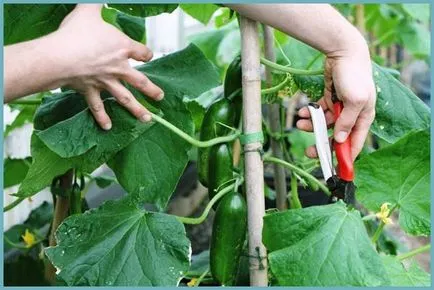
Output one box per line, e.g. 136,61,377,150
240,16,268,286
262,25,288,211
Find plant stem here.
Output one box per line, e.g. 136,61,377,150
150,113,240,148
290,172,302,209
260,57,324,75
3,235,44,250
371,204,398,244
362,214,377,221
45,170,73,285
263,24,288,211
397,244,431,261
194,268,209,287
176,179,239,224
9,99,42,105
240,16,268,286
263,156,330,195
3,197,25,212
261,74,290,95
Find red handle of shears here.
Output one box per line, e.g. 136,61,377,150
332,87,354,182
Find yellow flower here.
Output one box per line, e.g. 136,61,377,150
21,229,36,248
376,203,393,225
187,278,197,287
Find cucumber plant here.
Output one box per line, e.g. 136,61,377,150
3,3,431,287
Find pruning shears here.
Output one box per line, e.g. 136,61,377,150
307,85,356,205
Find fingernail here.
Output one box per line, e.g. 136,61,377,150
102,122,112,130
157,92,164,101
335,131,348,143
140,113,152,122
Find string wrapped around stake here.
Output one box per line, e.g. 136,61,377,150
239,131,264,145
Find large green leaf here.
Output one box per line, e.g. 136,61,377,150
180,4,219,25
16,45,219,201
401,3,430,24
3,157,31,188
371,64,430,143
189,22,238,75
108,44,220,209
398,22,430,59
278,37,324,70
355,130,430,236
263,202,390,286
102,6,146,43
382,256,431,286
45,197,191,286
4,4,75,45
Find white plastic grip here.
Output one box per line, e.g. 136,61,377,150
307,103,335,181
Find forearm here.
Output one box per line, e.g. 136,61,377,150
4,33,69,102
228,4,367,57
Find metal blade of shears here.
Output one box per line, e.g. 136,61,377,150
307,103,335,181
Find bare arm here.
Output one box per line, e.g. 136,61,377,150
228,4,376,161
4,4,163,130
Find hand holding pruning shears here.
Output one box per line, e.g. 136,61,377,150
307,84,356,205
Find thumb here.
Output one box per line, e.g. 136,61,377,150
333,105,362,143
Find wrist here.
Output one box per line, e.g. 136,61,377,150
326,26,370,61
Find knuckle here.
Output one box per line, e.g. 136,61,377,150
89,102,104,113
118,95,132,106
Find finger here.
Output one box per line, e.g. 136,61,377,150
305,145,318,159
333,104,363,143
129,41,153,62
122,68,164,101
296,110,335,132
85,89,112,130
298,97,329,118
105,81,152,122
349,111,375,161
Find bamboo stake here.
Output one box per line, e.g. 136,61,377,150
262,25,287,211
240,16,268,286
355,4,366,37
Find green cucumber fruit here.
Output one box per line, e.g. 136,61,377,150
293,74,324,101
198,97,236,186
208,143,233,209
210,192,247,286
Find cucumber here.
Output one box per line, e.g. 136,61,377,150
198,97,236,186
208,143,233,209
210,192,247,286
293,74,324,101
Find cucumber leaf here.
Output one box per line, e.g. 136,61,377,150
382,255,431,286
180,4,219,25
16,44,219,204
263,202,390,286
371,64,430,143
355,129,430,236
4,4,75,45
3,157,32,188
108,44,220,209
45,197,191,286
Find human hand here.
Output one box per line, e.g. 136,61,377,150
297,43,376,161
54,4,163,130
